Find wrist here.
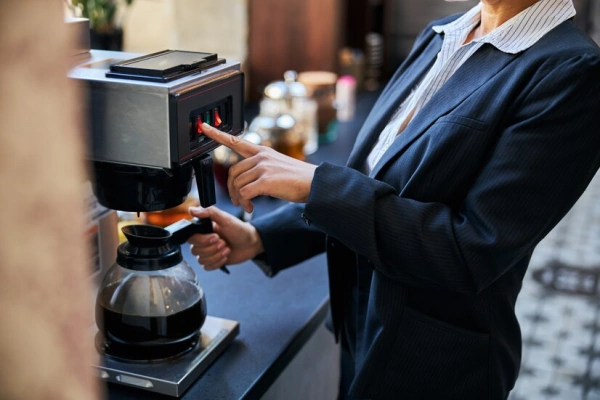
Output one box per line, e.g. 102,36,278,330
302,164,318,202
247,223,265,258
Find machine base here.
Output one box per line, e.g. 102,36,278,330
94,315,239,397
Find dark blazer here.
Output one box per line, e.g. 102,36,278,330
252,14,600,400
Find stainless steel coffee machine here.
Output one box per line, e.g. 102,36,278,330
69,44,243,397
70,48,244,212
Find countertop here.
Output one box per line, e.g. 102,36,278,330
106,90,379,400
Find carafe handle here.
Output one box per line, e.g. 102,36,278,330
165,218,231,274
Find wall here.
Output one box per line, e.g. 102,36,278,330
123,0,248,65
385,0,478,71
588,0,600,44
385,0,600,71
247,0,343,100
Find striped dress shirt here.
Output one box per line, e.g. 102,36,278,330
365,0,576,174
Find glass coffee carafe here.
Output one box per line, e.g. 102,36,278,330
95,219,209,362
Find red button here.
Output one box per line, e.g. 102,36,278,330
214,108,222,127
196,116,203,134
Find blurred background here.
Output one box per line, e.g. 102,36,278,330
66,0,600,101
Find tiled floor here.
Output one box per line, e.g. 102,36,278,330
509,171,600,400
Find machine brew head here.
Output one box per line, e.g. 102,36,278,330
70,49,245,212
92,162,194,212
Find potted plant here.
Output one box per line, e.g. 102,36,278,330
65,0,134,50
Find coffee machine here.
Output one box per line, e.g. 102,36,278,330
71,49,244,213
69,27,243,395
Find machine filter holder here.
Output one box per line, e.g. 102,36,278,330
106,50,226,83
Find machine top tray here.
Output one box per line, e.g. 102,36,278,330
106,50,226,83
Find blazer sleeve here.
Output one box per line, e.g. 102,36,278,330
251,203,326,276
247,16,458,278
303,52,600,293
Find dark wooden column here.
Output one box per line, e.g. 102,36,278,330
247,0,343,101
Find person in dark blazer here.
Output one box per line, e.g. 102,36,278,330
189,0,600,398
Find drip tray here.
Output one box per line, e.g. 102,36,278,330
93,316,239,397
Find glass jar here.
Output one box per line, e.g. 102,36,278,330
262,71,318,156
297,71,338,143
248,114,305,160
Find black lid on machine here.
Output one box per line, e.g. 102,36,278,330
92,162,193,212
106,49,226,83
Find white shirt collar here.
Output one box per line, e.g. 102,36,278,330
432,0,576,54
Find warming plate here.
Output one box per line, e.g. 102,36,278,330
94,315,239,397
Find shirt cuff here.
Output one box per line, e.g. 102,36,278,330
253,252,277,278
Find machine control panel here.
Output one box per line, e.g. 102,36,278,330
71,49,244,170
172,71,244,165
189,96,233,150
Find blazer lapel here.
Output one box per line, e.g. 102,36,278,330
369,45,518,178
346,36,442,170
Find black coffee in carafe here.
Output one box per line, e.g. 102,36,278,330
96,299,206,361
95,223,208,362
98,300,206,344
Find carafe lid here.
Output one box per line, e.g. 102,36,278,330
117,224,182,271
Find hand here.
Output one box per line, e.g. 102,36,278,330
188,206,264,271
202,123,317,213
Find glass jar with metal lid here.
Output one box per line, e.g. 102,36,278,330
261,71,318,156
